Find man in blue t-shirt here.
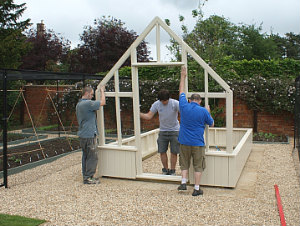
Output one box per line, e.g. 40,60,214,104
177,66,214,196
140,89,180,175
76,86,106,184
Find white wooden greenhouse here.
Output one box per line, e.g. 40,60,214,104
95,17,252,187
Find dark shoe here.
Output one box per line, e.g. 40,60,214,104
83,177,100,184
177,183,187,191
169,169,176,175
162,168,169,175
192,188,203,196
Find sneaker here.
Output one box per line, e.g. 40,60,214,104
177,183,187,191
169,169,176,176
83,177,100,184
162,168,169,175
192,188,203,196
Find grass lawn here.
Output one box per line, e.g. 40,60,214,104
0,213,46,226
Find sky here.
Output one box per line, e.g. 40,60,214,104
15,0,300,61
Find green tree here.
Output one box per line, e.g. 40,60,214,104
167,12,289,64
269,32,300,59
284,32,300,59
0,0,31,68
270,33,287,58
168,15,240,66
237,24,279,60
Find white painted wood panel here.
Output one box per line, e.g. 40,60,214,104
200,155,215,185
98,149,136,179
214,156,229,186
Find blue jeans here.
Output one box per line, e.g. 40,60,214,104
79,137,98,180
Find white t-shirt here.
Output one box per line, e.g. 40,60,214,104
150,98,180,131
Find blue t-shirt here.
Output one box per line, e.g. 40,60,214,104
150,98,180,131
76,99,101,138
178,93,214,146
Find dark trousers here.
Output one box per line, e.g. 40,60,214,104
79,137,98,180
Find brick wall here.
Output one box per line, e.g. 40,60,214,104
20,85,294,136
103,107,160,133
22,85,76,127
218,98,294,136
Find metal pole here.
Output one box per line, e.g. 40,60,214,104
294,103,296,149
296,76,300,159
56,80,60,137
1,70,8,188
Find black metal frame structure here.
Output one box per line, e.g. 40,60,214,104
295,75,300,156
0,68,103,188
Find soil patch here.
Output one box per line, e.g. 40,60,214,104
253,132,288,142
0,138,80,171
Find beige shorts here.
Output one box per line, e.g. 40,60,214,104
179,144,206,172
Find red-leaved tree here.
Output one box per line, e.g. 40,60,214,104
67,16,150,73
20,27,70,71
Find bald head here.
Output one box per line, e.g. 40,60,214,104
190,94,201,101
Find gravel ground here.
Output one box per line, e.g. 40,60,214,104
0,143,299,226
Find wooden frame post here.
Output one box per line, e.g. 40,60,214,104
156,23,161,62
114,71,122,146
204,70,209,152
226,90,233,152
131,48,143,175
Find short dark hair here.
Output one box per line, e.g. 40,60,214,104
190,93,201,101
82,86,93,96
158,89,170,101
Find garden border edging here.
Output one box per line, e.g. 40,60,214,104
0,148,81,179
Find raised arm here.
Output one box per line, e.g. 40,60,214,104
100,86,106,106
205,105,214,127
179,66,187,95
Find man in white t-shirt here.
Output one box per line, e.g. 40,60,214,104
140,89,180,175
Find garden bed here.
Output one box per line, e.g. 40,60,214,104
22,125,78,135
0,133,48,146
253,132,289,143
0,137,80,172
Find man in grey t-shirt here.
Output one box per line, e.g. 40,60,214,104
76,86,105,184
140,89,180,175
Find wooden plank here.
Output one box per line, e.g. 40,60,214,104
200,155,215,185
228,129,252,187
156,23,161,62
114,71,122,145
131,62,184,67
99,149,136,178
136,173,181,182
98,144,137,152
226,91,234,152
182,45,188,94
214,156,229,186
104,92,133,97
205,70,209,152
96,90,105,146
131,49,142,176
186,92,227,98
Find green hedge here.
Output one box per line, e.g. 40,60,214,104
117,58,300,82
58,58,299,117
117,58,299,113
214,57,300,80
